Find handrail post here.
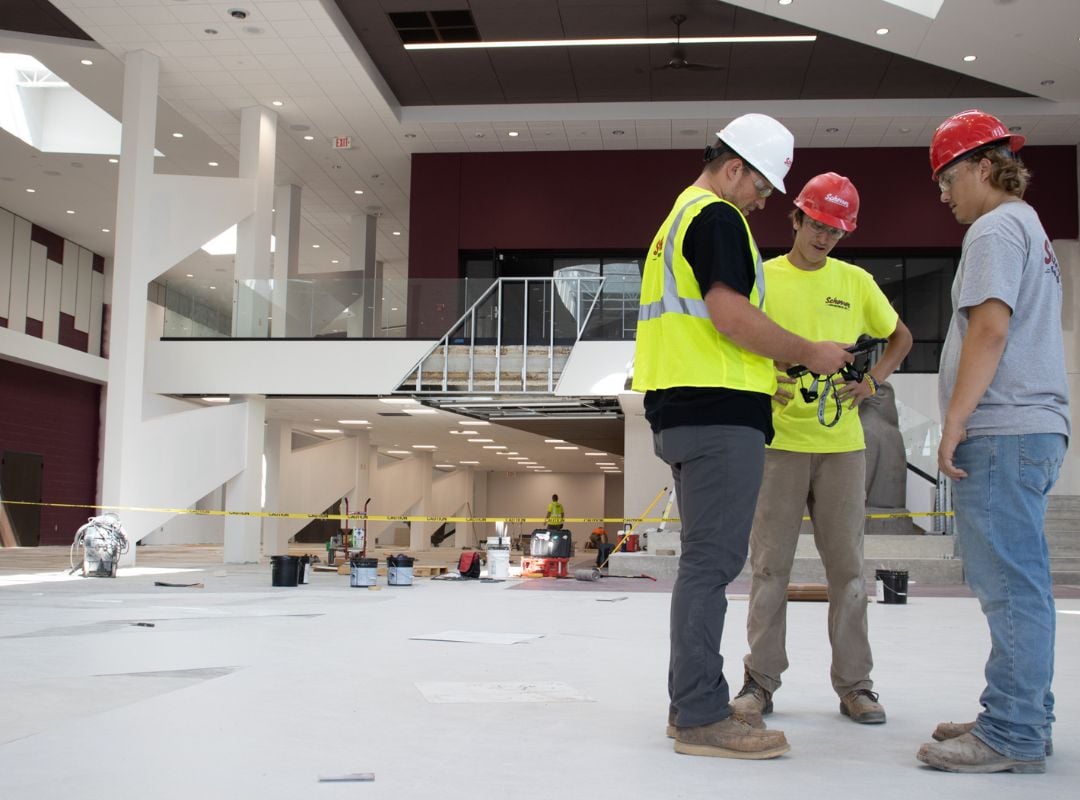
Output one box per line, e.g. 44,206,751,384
521,278,529,391
495,279,503,393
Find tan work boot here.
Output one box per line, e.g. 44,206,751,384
674,715,789,759
731,673,773,718
666,706,764,738
917,732,1045,774
933,721,1053,756
840,689,886,724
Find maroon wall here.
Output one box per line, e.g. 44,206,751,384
410,146,1078,277
0,361,100,545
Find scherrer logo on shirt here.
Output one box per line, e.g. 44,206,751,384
825,296,851,310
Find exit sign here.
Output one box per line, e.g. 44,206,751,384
333,136,352,149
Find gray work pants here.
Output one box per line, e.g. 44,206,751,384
743,449,873,697
654,424,765,728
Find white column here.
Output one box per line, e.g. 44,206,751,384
101,50,161,563
350,213,377,336
224,395,266,563
262,418,290,555
271,183,301,338
409,451,434,551
233,107,277,338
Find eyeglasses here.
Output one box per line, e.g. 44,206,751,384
937,161,970,194
805,218,844,239
748,169,774,199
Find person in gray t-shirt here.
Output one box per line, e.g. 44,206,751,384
917,110,1070,775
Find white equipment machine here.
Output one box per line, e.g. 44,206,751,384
70,513,130,577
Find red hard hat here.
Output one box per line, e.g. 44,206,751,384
929,109,1025,180
794,172,859,232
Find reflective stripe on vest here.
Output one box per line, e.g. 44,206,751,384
638,194,765,324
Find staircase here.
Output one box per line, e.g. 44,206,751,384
1048,495,1080,586
401,344,574,393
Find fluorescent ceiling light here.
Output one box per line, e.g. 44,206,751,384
387,450,410,455
554,446,579,450
881,0,944,19
201,396,230,403
596,462,616,466
200,225,276,255
404,408,438,414
468,438,494,443
508,457,528,460
449,430,478,435
412,444,437,449
381,397,419,404
405,34,815,51
482,445,507,450
460,460,479,465
313,428,342,434
337,419,369,425
435,464,454,469
544,439,566,444
585,452,607,456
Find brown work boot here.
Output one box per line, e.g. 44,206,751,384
933,721,1053,756
667,706,764,738
674,714,789,759
917,733,1045,774
731,673,773,718
840,689,886,724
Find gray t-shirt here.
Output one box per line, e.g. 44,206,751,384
938,200,1070,439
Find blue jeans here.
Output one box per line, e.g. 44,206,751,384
952,433,1067,761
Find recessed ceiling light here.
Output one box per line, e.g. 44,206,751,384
876,28,889,35
508,131,519,137
554,446,579,450
172,132,183,138
25,188,35,193
585,452,606,456
387,450,410,455
353,189,364,194
185,273,194,278
596,462,615,466
312,244,320,248
1041,79,1055,86
80,59,93,66
208,284,215,289
899,127,911,133
460,460,479,465
331,259,339,264
404,133,417,138
201,396,230,403
611,129,625,135
544,439,565,444
392,231,401,236
467,438,494,443
271,100,283,106
412,444,437,449
508,456,528,460
208,161,219,167
779,0,793,5
108,158,119,163
1009,125,1023,132
204,28,218,35
963,55,977,62
825,127,840,133
313,428,342,434
337,419,369,425
435,464,454,469
66,209,74,214
101,228,110,233
303,135,315,141
474,132,485,138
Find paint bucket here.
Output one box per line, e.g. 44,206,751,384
350,557,378,587
875,569,908,604
387,554,414,586
299,555,311,584
488,548,510,579
270,555,300,587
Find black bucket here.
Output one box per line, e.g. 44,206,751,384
271,555,300,587
875,569,908,604
387,554,414,586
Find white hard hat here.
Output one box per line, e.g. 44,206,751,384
716,113,795,193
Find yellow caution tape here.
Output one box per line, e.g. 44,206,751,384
0,498,953,524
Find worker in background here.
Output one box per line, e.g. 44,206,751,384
916,110,1069,774
544,494,564,530
731,173,913,729
633,113,853,760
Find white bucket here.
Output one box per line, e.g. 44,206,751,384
488,549,510,579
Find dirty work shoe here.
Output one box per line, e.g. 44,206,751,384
840,689,886,724
731,674,773,719
917,732,1045,774
667,706,765,738
674,715,789,759
933,721,1053,756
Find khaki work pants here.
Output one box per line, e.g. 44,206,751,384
743,449,874,698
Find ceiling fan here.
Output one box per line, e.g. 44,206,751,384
655,14,725,72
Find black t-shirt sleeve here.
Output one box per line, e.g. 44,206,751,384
681,202,756,298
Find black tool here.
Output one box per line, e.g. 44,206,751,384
786,336,888,380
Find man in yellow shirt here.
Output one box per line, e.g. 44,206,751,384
544,494,564,530
731,173,912,726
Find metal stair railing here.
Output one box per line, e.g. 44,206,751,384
399,276,605,394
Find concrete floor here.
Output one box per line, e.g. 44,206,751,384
0,554,1077,800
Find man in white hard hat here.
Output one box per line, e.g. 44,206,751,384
633,113,853,760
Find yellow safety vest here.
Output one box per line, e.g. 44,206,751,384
546,502,564,525
633,186,776,395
